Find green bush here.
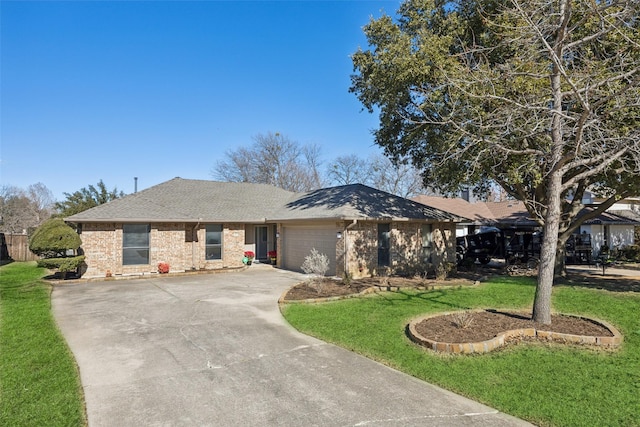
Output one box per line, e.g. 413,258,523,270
37,256,85,272
29,218,81,258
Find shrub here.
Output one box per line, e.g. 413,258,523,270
29,218,81,258
451,311,475,329
301,248,329,277
158,262,170,274
37,256,85,272
301,248,330,293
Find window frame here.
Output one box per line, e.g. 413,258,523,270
205,224,223,260
421,224,433,262
122,224,150,265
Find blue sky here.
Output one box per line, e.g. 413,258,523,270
2,0,399,200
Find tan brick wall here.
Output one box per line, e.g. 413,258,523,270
79,220,457,279
79,222,246,278
343,221,378,278
338,221,457,279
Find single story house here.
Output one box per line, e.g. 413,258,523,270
66,178,461,279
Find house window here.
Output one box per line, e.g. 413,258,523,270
422,224,433,261
377,223,391,267
205,225,223,260
123,224,150,265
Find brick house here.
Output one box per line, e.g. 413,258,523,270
66,178,460,279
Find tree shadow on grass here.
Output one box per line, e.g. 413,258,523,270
556,274,640,293
373,289,473,311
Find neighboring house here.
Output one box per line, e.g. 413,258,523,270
412,196,496,236
412,195,639,258
66,178,461,279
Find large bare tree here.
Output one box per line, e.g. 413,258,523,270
0,183,55,234
327,154,429,198
213,132,324,192
351,0,640,323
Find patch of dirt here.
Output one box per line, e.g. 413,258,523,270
414,310,614,344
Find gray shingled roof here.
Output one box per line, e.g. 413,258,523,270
65,178,460,223
272,184,459,221
65,178,299,223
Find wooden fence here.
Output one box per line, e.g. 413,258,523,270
2,234,40,262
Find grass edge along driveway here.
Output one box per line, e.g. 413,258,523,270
282,276,640,427
0,262,86,426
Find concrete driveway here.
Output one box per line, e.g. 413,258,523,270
53,266,532,427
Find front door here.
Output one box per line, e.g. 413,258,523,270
378,223,390,267
256,226,268,260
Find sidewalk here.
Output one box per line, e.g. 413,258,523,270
566,264,640,279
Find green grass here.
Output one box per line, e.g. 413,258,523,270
282,277,640,427
0,262,86,426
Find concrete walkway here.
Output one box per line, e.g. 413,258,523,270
566,264,640,278
52,266,532,426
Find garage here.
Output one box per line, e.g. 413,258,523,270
281,225,337,276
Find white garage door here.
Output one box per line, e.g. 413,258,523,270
282,225,337,276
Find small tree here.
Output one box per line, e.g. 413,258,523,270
29,218,84,276
29,218,79,257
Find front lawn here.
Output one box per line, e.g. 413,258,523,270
0,262,86,426
282,276,640,427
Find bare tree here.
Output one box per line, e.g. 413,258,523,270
0,183,55,234
350,0,640,323
326,154,372,185
368,155,427,198
327,153,429,198
212,132,324,192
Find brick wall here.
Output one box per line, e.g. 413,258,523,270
340,221,457,279
79,222,246,278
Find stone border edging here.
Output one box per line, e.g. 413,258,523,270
407,310,623,354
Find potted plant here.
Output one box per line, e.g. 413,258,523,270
243,251,255,265
268,250,277,264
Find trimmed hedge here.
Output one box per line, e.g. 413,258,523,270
29,218,81,257
37,256,85,272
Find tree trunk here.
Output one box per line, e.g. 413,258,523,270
554,234,569,278
534,18,568,325
533,172,563,324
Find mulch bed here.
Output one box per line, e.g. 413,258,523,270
282,273,479,301
283,279,372,300
414,310,614,344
